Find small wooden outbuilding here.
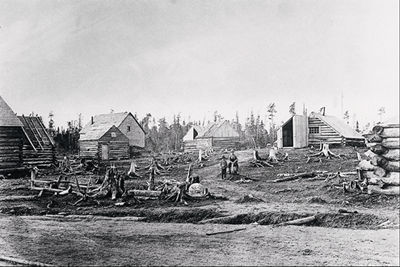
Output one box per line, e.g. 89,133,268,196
79,124,129,161
277,111,365,148
183,121,240,152
277,114,308,148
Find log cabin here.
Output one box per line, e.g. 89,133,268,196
80,112,145,156
183,120,240,152
277,111,365,148
79,124,129,161
0,96,24,173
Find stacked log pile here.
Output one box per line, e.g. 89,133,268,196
359,123,400,195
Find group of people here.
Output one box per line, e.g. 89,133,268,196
219,151,239,179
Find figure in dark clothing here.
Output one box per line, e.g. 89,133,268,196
227,151,239,174
220,155,228,179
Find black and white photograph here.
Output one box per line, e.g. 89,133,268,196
0,0,399,266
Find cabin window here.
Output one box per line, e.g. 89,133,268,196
111,132,117,138
309,127,319,134
127,126,131,132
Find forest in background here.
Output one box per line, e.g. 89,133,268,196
47,102,377,153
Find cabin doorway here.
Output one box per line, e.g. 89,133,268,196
282,119,293,147
101,144,109,160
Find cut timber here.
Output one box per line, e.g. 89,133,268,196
362,172,400,186
367,185,400,196
382,138,400,149
362,170,399,180
373,167,387,177
369,154,388,168
198,214,241,224
365,133,383,143
273,172,316,183
382,149,400,161
0,195,36,201
206,227,246,236
366,143,388,155
358,160,374,170
382,161,400,172
127,189,161,197
277,215,316,226
372,126,400,138
0,255,53,267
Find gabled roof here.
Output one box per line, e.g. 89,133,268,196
310,112,363,139
80,112,145,141
0,96,23,127
201,120,239,138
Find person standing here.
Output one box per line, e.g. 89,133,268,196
228,151,239,174
220,155,228,179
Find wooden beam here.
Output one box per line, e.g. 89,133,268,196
22,115,44,150
20,126,37,152
36,117,55,146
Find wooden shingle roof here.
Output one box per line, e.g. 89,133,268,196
80,112,144,141
0,96,23,127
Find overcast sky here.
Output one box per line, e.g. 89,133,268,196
0,0,398,128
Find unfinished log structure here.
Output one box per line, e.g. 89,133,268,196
277,110,365,148
79,125,130,161
0,96,24,173
18,115,56,168
360,121,400,195
183,120,240,152
80,112,145,156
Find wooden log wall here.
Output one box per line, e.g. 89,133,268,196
212,137,240,151
79,141,98,158
308,117,342,146
183,140,198,152
99,140,129,160
184,138,213,152
0,127,23,170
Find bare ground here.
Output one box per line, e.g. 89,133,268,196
0,216,398,266
0,147,399,265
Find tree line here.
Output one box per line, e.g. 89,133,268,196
48,102,385,153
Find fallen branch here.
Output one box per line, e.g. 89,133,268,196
276,215,316,226
0,255,53,267
273,172,316,183
198,214,241,224
205,227,246,236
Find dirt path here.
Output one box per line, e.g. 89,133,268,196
0,216,398,266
